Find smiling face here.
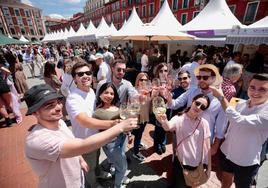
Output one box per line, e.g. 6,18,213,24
99,86,115,105
197,70,216,90
248,79,268,106
178,73,190,89
74,66,92,92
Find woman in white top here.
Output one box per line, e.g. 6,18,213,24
156,94,211,188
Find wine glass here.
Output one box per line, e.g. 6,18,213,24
152,96,167,116
119,103,128,120
127,95,141,118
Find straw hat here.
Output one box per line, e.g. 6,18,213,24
194,64,223,87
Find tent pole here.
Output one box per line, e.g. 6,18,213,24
167,43,170,63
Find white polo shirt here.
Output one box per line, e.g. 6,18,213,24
66,87,99,139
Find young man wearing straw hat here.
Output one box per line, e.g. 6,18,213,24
24,84,138,188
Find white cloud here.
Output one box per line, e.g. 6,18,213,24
49,14,65,19
64,0,81,3
21,0,33,6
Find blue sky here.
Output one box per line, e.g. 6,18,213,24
21,0,86,18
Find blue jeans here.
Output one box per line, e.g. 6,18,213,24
153,120,166,150
103,133,127,188
132,122,147,154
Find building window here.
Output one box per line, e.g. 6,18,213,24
27,19,33,26
0,28,4,34
25,10,30,17
122,0,125,8
39,29,43,35
10,28,16,35
149,3,154,16
6,17,13,25
228,5,236,14
142,5,146,17
136,7,139,16
160,0,164,8
244,1,259,23
15,9,20,16
3,7,9,15
21,28,25,35
17,18,23,26
181,13,187,25
193,11,199,18
30,29,35,35
122,11,125,21
172,0,178,10
182,0,189,9
128,9,132,18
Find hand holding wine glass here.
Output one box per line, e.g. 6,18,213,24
152,96,167,116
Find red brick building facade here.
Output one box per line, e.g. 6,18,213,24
50,0,268,32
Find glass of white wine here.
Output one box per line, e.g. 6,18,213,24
152,96,167,116
127,95,141,118
119,103,128,120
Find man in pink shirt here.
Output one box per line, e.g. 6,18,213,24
24,84,138,188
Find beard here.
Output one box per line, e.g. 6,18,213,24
199,82,210,90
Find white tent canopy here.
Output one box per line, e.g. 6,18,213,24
96,17,112,38
110,22,118,36
182,0,244,37
19,35,29,42
226,16,268,45
83,20,97,41
67,23,86,42
112,3,194,41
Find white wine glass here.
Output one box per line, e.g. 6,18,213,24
152,96,167,116
119,103,128,120
127,95,141,118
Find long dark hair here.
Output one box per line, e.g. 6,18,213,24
178,94,210,115
96,82,119,108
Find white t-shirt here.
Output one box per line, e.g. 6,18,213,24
169,114,211,166
25,120,82,188
141,54,149,72
97,61,111,81
66,87,99,139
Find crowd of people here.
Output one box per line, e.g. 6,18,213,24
0,42,267,188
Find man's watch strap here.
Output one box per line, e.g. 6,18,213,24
217,96,224,102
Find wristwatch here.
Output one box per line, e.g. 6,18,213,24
217,96,224,102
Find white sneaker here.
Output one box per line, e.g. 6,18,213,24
110,164,116,176
122,176,130,185
96,171,112,179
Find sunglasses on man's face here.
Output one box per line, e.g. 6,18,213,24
196,75,210,81
117,68,126,73
194,101,207,111
75,71,92,77
178,77,188,81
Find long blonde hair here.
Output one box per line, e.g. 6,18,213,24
135,72,149,88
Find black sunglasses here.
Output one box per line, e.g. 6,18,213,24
194,101,207,111
196,75,210,81
139,78,148,82
75,71,92,77
117,68,126,73
178,77,188,81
